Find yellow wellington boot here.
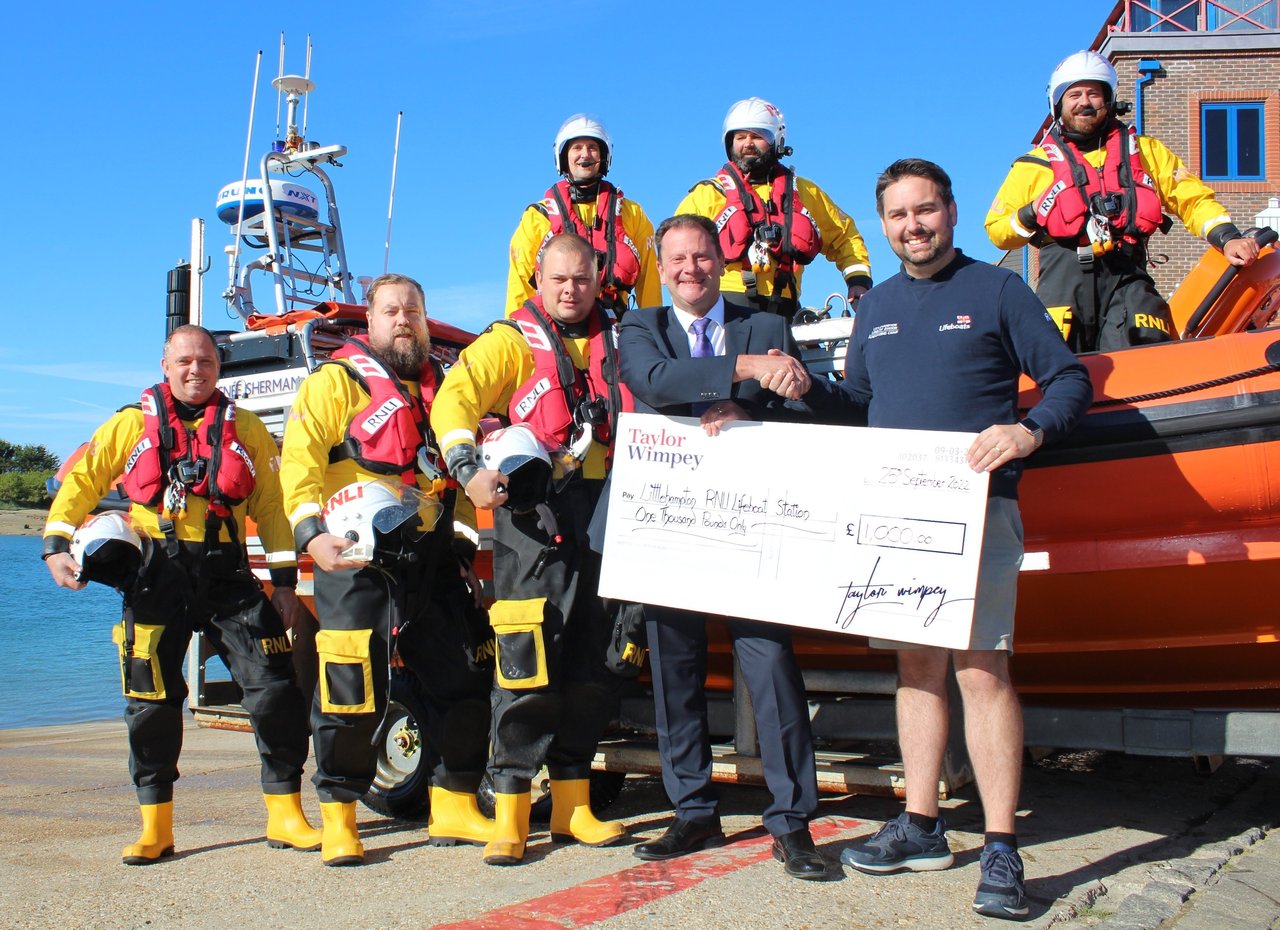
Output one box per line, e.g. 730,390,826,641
549,778,625,847
482,791,531,866
428,786,494,847
121,801,175,865
319,801,364,866
264,792,323,851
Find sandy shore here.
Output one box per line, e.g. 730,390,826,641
0,508,46,536
1,720,1278,929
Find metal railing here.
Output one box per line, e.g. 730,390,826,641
1119,0,1277,31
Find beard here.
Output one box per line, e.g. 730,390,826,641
371,329,429,379
893,228,949,270
1061,106,1108,140
733,151,774,178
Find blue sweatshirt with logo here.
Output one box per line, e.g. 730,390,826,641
842,251,1092,498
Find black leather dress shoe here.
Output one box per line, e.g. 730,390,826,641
634,817,726,860
772,828,829,880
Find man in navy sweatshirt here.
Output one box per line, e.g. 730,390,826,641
837,159,1092,921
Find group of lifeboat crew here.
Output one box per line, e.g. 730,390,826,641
39,49,1257,925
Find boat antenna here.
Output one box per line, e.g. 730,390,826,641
273,33,284,140
302,35,313,138
384,111,403,274
227,50,264,313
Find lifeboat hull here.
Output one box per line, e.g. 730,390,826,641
1012,326,1280,708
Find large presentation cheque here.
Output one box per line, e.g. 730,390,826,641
598,412,990,650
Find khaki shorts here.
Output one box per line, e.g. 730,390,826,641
869,496,1024,653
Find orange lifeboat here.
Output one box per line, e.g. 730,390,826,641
1010,229,1280,709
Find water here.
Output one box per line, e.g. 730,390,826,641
0,536,127,729
0,535,230,730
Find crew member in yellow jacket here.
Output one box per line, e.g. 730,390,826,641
42,324,320,865
677,97,872,317
986,50,1259,352
507,114,660,318
434,235,632,867
279,273,493,866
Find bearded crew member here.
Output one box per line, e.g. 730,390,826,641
42,324,320,865
279,274,493,866
433,234,633,866
677,96,872,317
506,114,660,318
986,50,1260,353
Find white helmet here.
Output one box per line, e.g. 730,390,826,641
554,114,612,177
321,479,439,563
1047,50,1117,116
71,511,147,588
480,424,553,513
723,97,788,159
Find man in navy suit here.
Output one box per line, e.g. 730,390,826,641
617,213,840,880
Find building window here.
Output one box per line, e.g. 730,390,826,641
1201,103,1265,180
1208,0,1278,30
1130,0,1201,31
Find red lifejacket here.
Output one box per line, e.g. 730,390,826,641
537,180,642,303
506,297,634,453
709,163,822,267
325,336,447,482
1037,121,1164,244
122,383,256,514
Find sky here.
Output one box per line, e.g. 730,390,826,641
0,0,1116,459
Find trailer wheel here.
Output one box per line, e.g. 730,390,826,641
361,670,431,820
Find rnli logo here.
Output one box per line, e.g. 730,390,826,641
260,635,291,656
1037,180,1068,219
868,323,899,340
322,484,364,518
124,437,153,474
514,378,552,419
939,314,972,332
360,398,405,435
1043,143,1064,163
229,440,256,477
715,205,737,233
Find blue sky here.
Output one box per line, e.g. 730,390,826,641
0,0,1114,458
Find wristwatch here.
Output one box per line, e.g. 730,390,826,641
1019,418,1044,450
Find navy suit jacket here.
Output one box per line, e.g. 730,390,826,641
618,299,853,422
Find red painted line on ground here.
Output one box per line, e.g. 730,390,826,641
430,815,866,930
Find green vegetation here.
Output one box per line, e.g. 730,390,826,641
0,439,61,507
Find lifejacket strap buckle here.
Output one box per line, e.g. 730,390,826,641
157,518,180,559
1075,246,1096,272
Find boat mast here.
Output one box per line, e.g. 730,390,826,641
224,50,264,315
384,111,403,274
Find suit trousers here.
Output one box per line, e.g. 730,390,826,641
646,606,818,837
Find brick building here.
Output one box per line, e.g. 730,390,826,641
1015,0,1279,300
